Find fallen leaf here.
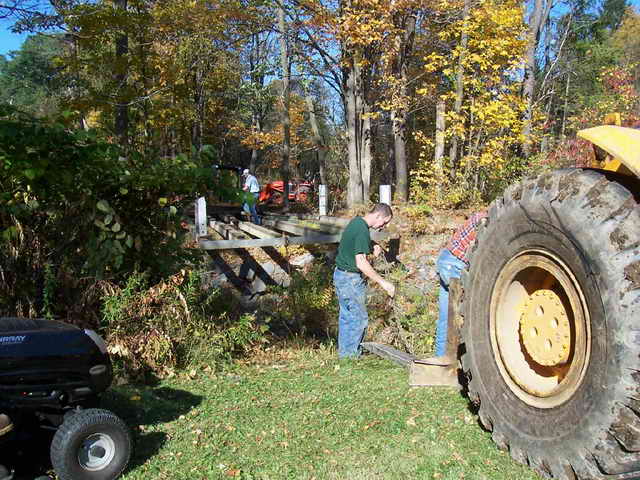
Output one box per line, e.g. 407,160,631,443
225,469,240,477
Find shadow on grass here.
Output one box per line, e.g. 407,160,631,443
102,386,203,472
3,385,202,480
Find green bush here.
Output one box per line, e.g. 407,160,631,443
0,106,232,322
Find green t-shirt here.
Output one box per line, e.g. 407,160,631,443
336,216,371,273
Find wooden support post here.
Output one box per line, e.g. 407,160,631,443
318,184,327,216
380,185,391,205
195,197,207,240
208,251,251,295
235,249,277,288
262,246,292,275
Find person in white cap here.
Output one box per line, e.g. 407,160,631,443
242,169,261,225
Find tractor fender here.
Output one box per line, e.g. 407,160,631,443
578,125,640,178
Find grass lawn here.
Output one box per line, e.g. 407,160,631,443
105,350,540,480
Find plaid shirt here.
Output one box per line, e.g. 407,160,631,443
446,211,488,263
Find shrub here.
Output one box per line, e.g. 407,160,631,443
0,106,233,322
102,270,269,379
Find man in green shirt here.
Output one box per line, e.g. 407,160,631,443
333,203,395,358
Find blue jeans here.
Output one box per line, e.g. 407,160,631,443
242,192,260,225
333,268,368,358
436,249,466,356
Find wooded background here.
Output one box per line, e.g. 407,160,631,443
2,0,638,207
1,0,639,325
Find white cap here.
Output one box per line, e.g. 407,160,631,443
242,168,250,175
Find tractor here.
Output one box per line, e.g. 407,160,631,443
456,123,640,480
258,179,313,205
367,123,640,480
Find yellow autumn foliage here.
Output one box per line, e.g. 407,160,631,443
411,0,529,208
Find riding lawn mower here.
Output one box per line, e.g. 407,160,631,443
0,318,131,480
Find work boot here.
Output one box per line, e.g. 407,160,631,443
0,414,12,436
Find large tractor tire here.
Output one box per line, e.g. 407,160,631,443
461,168,640,479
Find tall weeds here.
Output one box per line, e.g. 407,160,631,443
101,270,268,379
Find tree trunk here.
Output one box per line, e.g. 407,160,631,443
561,71,570,140
522,0,551,155
391,109,407,202
361,103,372,201
278,1,291,209
114,0,129,151
387,128,395,186
449,0,470,173
192,69,204,155
305,92,327,185
249,32,266,174
434,99,446,194
390,12,415,203
344,56,364,207
250,113,261,172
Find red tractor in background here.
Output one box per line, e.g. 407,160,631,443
259,179,313,204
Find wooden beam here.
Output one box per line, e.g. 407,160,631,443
203,217,391,249
262,215,345,234
236,221,281,238
261,218,326,237
234,249,277,288
209,220,230,238
209,220,248,240
295,220,343,234
207,251,251,295
360,342,417,367
317,215,350,227
199,233,343,250
262,213,350,227
264,217,390,241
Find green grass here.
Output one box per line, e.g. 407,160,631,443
105,349,540,480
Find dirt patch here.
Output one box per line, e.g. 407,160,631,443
624,261,640,292
536,173,553,192
584,177,610,209
610,227,630,251
556,171,582,203
511,184,522,202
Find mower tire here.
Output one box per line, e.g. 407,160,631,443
51,408,131,480
461,169,640,479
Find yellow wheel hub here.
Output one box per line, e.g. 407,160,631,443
519,290,571,366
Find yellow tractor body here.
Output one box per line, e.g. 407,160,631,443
578,125,640,177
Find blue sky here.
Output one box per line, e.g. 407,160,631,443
1,0,640,58
0,24,29,58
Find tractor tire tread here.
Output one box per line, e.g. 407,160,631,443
460,169,640,479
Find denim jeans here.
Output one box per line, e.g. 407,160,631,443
242,192,261,225
435,249,467,356
333,268,368,358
